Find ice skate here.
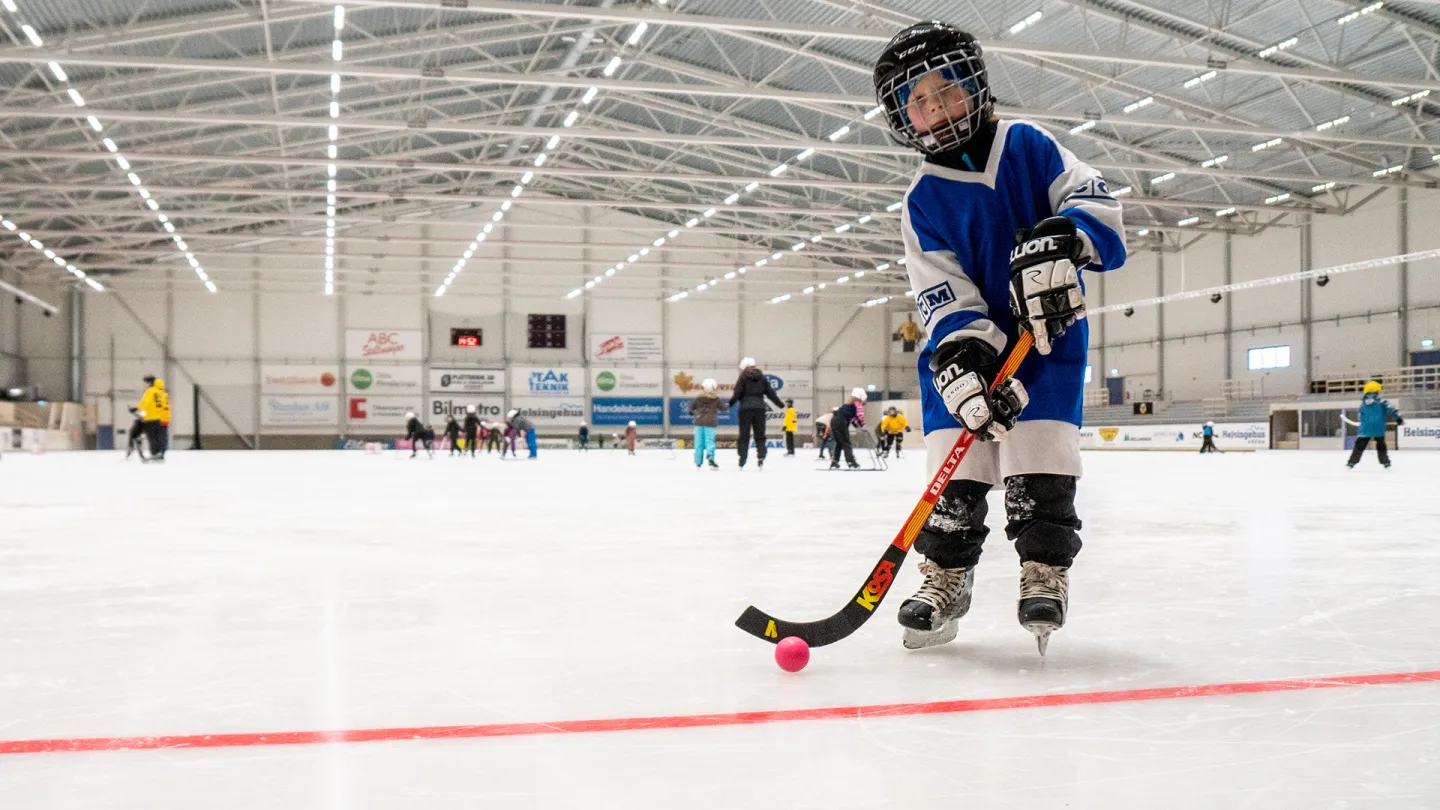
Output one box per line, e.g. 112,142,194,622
1018,561,1069,655
898,560,975,649
707,457,719,469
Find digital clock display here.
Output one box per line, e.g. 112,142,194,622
450,328,482,347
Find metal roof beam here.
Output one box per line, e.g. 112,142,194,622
8,47,1440,101
2,145,1426,193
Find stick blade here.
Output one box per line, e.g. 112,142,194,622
734,605,862,648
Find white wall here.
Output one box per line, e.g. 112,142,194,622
0,268,27,389
1091,188,1440,402
15,188,1440,430
16,203,905,439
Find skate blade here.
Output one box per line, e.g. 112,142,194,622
1024,622,1057,656
902,620,959,650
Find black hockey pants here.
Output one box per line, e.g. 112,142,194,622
736,408,768,464
830,426,857,467
1348,436,1390,467
914,475,1082,570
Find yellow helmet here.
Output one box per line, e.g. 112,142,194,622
1363,380,1382,394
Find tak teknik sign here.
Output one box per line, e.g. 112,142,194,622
345,365,422,394
510,366,583,397
429,368,505,394
345,329,422,361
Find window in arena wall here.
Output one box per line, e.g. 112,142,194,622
1247,345,1291,371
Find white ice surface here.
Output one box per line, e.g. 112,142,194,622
2,446,1439,808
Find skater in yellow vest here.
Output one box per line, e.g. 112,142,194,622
782,399,798,456
136,375,171,461
878,407,908,459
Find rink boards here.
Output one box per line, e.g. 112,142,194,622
1080,422,1268,451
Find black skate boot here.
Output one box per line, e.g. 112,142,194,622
1018,561,1069,655
829,460,840,470
898,560,975,649
707,457,719,469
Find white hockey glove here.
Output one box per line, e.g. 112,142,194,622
930,338,1028,441
1009,216,1088,356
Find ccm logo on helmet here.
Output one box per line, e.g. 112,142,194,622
1010,236,1057,262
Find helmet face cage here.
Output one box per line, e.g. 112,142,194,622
877,47,991,156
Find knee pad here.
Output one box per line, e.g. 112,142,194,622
924,479,993,537
1003,474,1081,530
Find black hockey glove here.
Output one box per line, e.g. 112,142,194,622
930,338,1028,441
1010,216,1088,356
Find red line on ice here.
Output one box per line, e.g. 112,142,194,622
4,669,1438,756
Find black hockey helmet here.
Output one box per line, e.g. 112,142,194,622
872,21,992,156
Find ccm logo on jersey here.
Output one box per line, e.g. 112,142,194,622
855,560,897,611
1010,236,1058,262
916,281,957,324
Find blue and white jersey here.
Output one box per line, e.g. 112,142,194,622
902,119,1126,432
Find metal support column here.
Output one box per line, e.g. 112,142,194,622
252,257,261,449
1223,232,1233,382
69,286,84,404
1301,214,1313,380
1399,187,1410,365
1155,248,1165,398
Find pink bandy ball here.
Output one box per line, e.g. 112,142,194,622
775,636,810,672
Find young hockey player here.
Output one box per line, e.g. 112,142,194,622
783,399,798,456
578,421,590,451
814,408,836,459
484,419,505,454
508,409,537,459
443,414,462,456
462,405,481,458
828,389,868,469
124,406,149,461
624,421,638,455
729,358,784,468
879,407,909,458
873,21,1126,653
688,377,724,469
404,412,434,458
1199,421,1219,454
1347,381,1403,468
136,375,171,462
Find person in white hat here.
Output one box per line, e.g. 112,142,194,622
828,389,869,469
729,357,784,468
624,420,639,455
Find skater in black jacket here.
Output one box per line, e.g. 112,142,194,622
729,357,784,468
443,415,462,456
462,405,482,457
829,389,868,469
